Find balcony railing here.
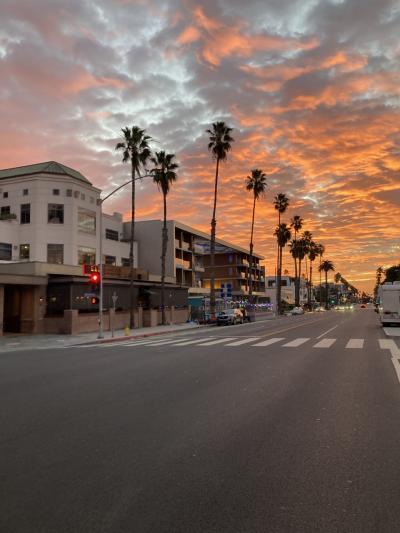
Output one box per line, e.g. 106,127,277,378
176,258,191,269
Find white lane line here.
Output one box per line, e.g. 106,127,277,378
142,337,192,346
316,325,338,339
252,337,285,347
282,338,310,347
225,337,260,346
313,338,336,348
346,338,364,349
196,337,237,346
379,339,400,384
171,337,216,346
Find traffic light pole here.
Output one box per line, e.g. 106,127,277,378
97,173,152,339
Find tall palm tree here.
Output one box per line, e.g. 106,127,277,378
316,243,325,308
274,223,292,314
290,215,303,306
302,230,313,290
116,126,152,329
307,241,318,308
273,194,289,313
319,260,335,310
150,151,179,326
207,122,234,317
245,169,267,298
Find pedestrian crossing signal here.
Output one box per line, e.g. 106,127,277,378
91,296,99,305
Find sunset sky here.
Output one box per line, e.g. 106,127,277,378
1,0,399,291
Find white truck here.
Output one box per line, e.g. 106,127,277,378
377,282,400,326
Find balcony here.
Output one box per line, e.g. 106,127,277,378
193,262,205,272
181,241,191,251
176,258,192,269
174,239,181,249
193,243,206,255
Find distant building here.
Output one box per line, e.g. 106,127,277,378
265,275,308,308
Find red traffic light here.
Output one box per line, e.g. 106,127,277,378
89,272,100,284
91,297,99,305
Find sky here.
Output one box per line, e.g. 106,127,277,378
1,0,399,292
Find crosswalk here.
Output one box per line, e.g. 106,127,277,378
75,335,387,351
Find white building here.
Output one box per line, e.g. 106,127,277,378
265,275,308,308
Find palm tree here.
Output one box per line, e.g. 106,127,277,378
116,126,152,329
307,241,318,308
319,260,335,310
273,194,289,313
150,151,179,326
290,215,303,306
245,169,267,298
274,223,292,314
316,243,325,308
207,122,234,317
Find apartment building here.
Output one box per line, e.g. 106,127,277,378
0,162,156,334
265,275,309,308
133,220,266,303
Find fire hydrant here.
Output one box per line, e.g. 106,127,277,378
124,326,130,336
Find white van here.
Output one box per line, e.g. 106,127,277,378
378,282,400,326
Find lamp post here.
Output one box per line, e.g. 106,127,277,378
97,173,152,338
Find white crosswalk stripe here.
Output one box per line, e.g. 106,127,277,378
346,338,364,349
225,337,260,346
140,337,192,346
313,338,337,348
196,337,237,346
252,337,285,347
171,337,216,346
282,338,310,347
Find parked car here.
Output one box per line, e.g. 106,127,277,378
217,309,244,326
315,306,326,312
291,307,304,315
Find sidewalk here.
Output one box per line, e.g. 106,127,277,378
0,322,205,352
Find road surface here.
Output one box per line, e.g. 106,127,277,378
1,308,400,532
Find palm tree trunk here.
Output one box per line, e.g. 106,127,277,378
309,261,313,308
275,213,281,314
325,271,328,310
249,194,256,299
319,256,322,308
277,245,283,313
210,156,220,318
298,259,302,306
129,163,136,329
161,192,168,326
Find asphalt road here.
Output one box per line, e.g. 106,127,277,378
1,308,400,533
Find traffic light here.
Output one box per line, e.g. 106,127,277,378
91,296,99,305
89,272,100,285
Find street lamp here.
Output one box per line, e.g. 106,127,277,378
97,173,152,338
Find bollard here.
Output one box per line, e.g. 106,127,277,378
124,326,130,336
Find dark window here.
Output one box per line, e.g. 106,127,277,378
3,192,8,198
1,206,10,216
81,193,85,200
47,244,63,264
105,228,119,241
78,246,96,265
66,189,72,197
53,189,60,196
48,204,64,224
20,244,30,260
228,254,233,263
0,242,12,260
122,257,130,267
20,203,30,224
23,189,29,196
90,196,94,204
104,255,116,265
74,191,79,198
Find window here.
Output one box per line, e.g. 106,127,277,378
0,243,12,260
228,254,233,263
66,189,72,197
53,189,60,196
105,228,119,241
104,255,116,265
1,206,10,216
78,246,96,265
47,244,64,264
23,189,29,196
77,208,96,234
80,193,85,200
3,192,8,198
20,203,30,224
74,191,79,198
122,257,130,267
20,244,30,260
90,196,94,204
48,204,64,224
